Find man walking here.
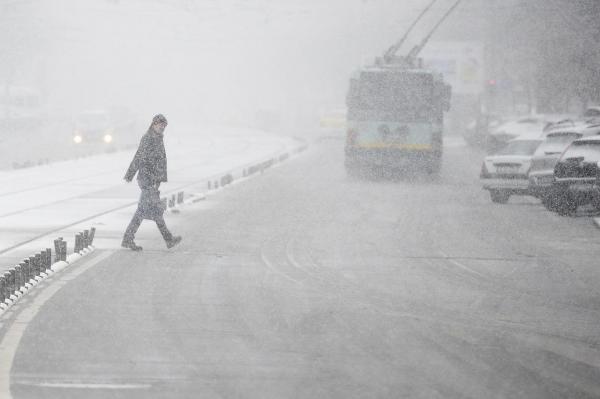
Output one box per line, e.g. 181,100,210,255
121,114,182,251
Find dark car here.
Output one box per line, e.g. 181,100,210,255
529,122,600,210
551,136,600,215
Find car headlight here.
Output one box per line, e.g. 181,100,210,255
73,135,83,144
103,134,113,143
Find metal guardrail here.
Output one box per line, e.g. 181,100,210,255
0,227,96,308
160,190,186,212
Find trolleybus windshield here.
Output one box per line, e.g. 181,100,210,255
350,71,434,122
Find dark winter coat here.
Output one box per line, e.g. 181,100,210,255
124,130,168,188
125,130,168,220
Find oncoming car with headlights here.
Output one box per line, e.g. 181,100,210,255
72,110,115,146
480,136,543,203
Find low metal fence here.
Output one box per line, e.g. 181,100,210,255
0,227,96,307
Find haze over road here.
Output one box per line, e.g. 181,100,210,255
4,136,600,398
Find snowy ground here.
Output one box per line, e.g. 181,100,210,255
0,126,304,274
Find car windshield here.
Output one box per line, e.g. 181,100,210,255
534,133,581,156
545,132,582,144
517,118,541,124
561,141,600,163
495,140,541,156
77,113,109,128
584,108,600,117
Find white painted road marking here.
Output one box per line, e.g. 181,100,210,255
0,250,114,399
21,382,151,390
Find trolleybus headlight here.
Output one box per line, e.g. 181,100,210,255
103,134,113,143
73,135,83,144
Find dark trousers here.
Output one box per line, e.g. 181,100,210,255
123,179,173,241
123,208,173,242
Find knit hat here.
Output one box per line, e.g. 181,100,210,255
152,114,168,125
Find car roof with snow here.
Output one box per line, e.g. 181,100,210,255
489,115,565,139
486,136,542,158
545,121,600,135
509,134,545,142
571,135,600,144
544,119,579,131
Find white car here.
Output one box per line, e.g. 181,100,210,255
487,114,574,153
480,137,543,203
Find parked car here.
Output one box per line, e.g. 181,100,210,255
529,122,600,210
486,114,574,154
480,136,543,203
552,136,600,215
583,105,600,119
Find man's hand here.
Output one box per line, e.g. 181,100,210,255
124,176,132,183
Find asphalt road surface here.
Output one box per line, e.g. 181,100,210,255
5,136,600,398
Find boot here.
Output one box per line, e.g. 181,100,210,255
121,238,143,251
166,235,182,249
